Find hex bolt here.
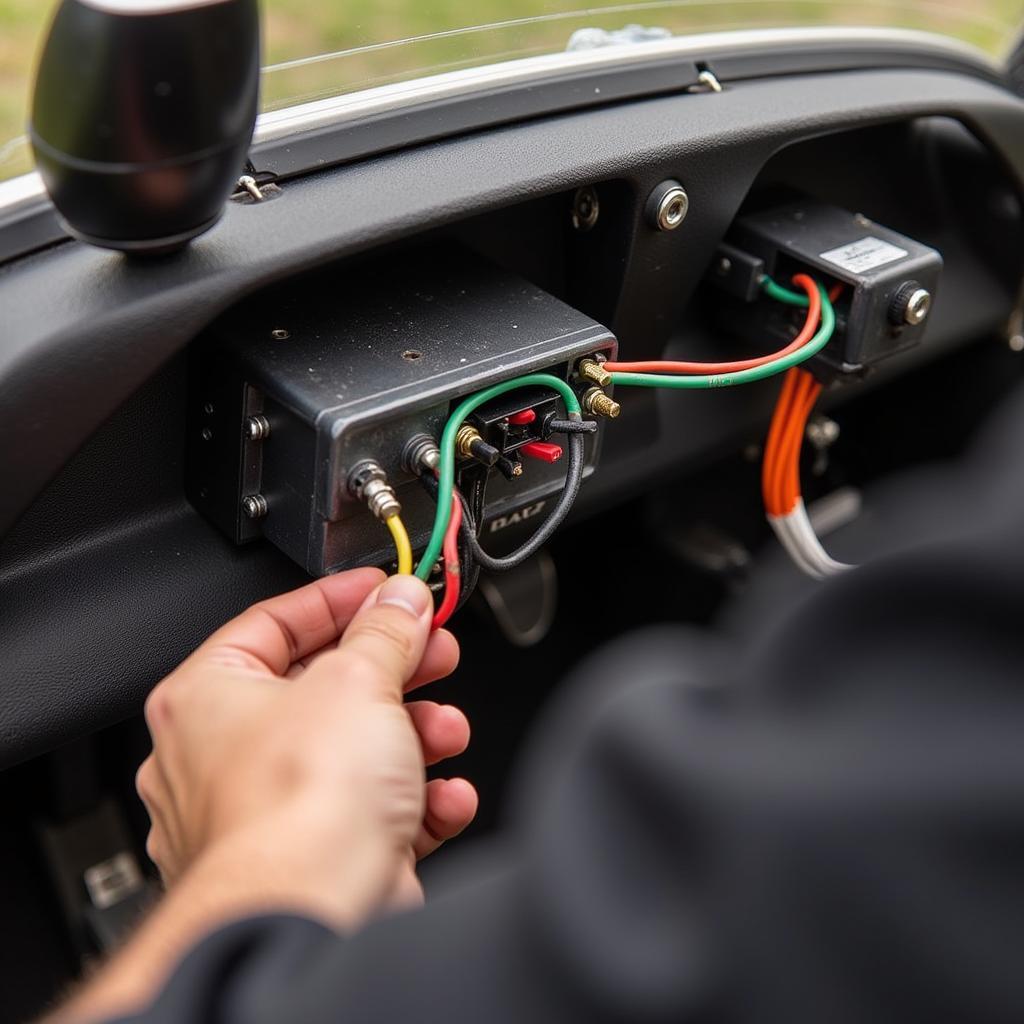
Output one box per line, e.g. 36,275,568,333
582,387,621,419
242,494,268,519
244,414,271,441
646,180,689,232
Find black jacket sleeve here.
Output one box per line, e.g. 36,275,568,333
112,532,1024,1024
111,389,1024,1024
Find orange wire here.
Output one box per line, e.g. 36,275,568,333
605,275,821,375
771,371,814,514
779,370,822,514
762,369,799,515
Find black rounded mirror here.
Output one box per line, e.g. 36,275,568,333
30,0,260,254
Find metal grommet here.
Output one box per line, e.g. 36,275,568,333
646,181,689,232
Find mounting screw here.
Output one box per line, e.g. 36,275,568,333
571,186,600,232
889,282,932,326
244,414,271,441
242,494,268,519
646,180,689,232
271,328,290,340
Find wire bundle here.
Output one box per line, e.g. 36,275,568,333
761,368,851,579
413,374,589,628
395,271,849,624
599,271,850,579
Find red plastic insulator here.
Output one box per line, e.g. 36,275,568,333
520,441,563,463
507,409,537,425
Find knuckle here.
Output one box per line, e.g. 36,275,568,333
135,759,154,803
143,686,168,733
349,612,416,663
145,831,163,869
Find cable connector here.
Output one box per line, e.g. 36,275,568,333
455,425,500,467
577,357,612,388
403,434,441,476
581,387,621,419
348,460,401,521
495,455,523,480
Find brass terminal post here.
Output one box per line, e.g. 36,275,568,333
577,357,612,388
581,387,621,420
455,425,500,467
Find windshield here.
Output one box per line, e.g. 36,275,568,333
1,1,1021,184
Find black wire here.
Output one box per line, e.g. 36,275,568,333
419,421,587,581
460,430,586,573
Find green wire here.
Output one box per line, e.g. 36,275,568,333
417,277,829,577
416,374,582,580
608,280,834,390
761,276,814,308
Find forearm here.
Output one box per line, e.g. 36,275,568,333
48,821,386,1023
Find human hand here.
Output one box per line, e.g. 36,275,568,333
136,568,478,929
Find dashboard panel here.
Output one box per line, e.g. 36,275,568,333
1,58,1024,767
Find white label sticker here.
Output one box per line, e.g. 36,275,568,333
819,236,909,274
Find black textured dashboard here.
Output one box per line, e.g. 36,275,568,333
2,59,1024,767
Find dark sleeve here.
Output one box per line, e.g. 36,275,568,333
113,543,1024,1024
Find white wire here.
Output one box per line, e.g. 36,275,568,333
769,513,827,579
768,499,854,580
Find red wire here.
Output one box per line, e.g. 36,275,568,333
604,274,821,375
431,492,462,630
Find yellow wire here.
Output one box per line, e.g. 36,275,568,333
385,513,413,575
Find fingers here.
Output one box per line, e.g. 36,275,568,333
308,576,434,704
283,627,460,688
407,629,460,692
406,701,470,766
193,568,386,676
413,778,479,860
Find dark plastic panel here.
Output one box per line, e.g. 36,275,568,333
2,66,1024,767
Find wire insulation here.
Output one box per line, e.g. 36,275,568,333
604,276,822,376
609,276,833,390
461,431,586,573
431,493,462,629
385,514,413,575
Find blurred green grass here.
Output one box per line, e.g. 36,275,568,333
1,0,1021,181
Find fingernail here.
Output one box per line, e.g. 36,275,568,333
376,575,431,619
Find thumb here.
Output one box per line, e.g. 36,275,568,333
306,575,434,704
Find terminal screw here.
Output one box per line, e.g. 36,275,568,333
578,358,612,388
581,387,621,419
348,460,401,521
